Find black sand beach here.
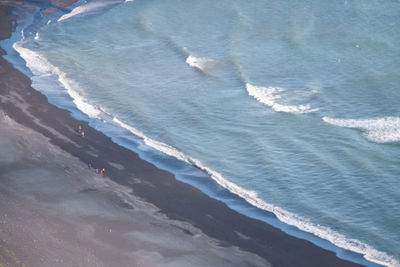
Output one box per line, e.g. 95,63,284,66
0,1,366,266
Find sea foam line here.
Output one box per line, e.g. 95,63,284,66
13,41,102,119
323,116,400,143
14,31,397,267
246,83,318,114
113,117,187,162
113,117,397,267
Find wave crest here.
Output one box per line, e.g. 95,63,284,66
246,83,318,114
186,55,216,71
13,41,102,118
58,1,119,22
323,116,400,143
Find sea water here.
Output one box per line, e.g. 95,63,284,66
7,0,400,266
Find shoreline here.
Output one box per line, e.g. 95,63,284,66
0,1,368,266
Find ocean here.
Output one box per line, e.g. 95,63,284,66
5,0,400,266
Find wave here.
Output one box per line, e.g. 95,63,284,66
246,83,318,114
186,55,216,71
13,41,102,119
323,116,400,143
113,117,396,267
113,117,188,162
58,1,120,22
135,17,215,74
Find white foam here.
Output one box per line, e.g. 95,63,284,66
323,116,400,143
113,118,187,162
34,32,39,40
186,55,216,71
190,160,398,267
58,1,116,22
113,116,397,267
246,83,318,114
13,41,101,118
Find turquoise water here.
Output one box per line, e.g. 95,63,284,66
9,0,400,265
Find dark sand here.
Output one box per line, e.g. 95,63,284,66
0,111,270,266
0,1,365,266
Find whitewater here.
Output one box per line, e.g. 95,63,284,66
4,0,400,266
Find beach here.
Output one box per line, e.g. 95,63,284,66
0,1,371,266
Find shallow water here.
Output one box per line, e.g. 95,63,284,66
8,0,400,266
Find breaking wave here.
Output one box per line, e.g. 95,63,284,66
323,116,400,143
186,55,216,71
58,1,120,22
113,117,187,162
246,83,318,114
13,41,102,118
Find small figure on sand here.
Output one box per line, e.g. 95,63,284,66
81,131,85,137
95,168,99,174
100,168,105,176
78,125,82,133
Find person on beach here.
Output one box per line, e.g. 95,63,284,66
95,168,99,174
81,131,85,137
78,125,82,132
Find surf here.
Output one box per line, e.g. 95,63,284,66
58,0,122,22
186,55,216,71
246,83,319,114
13,40,103,119
323,116,400,143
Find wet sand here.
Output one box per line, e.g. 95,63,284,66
0,1,365,266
